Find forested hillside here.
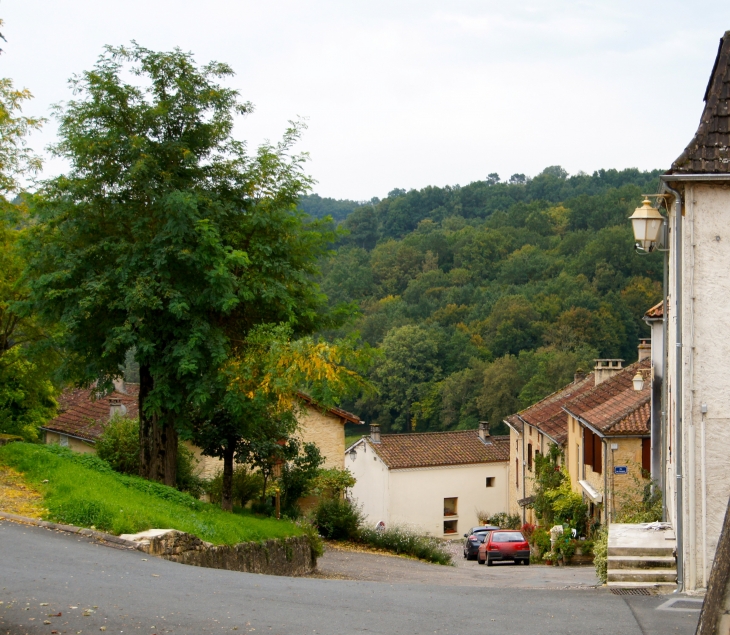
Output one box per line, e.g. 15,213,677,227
315,166,664,436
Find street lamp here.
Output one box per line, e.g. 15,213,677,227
632,371,645,392
629,198,665,252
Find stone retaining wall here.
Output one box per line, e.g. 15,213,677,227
141,530,316,577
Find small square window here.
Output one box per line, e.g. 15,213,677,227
59,434,69,447
443,519,458,535
486,477,495,487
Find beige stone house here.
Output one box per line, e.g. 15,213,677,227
347,423,509,536
504,371,595,524
563,357,651,526
41,384,362,478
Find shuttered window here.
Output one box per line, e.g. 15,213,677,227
583,428,594,467
593,434,602,475
515,458,519,488
642,438,651,475
527,444,533,471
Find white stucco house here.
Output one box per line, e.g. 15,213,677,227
346,423,510,537
641,29,730,594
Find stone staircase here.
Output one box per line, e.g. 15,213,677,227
607,523,677,591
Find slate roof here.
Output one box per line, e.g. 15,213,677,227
42,385,140,443
296,392,362,425
368,430,510,470
670,31,730,174
644,301,664,320
507,373,596,445
563,359,651,437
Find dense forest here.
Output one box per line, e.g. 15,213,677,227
311,167,665,436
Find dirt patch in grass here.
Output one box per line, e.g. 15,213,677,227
0,464,46,519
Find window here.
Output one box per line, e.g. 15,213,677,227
443,520,458,535
527,443,533,471
486,477,495,488
59,434,69,447
642,438,651,474
443,497,458,517
584,428,594,467
593,435,602,475
515,459,519,488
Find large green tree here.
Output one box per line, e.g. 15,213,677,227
27,44,334,485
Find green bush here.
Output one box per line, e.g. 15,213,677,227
175,443,205,498
531,527,552,556
359,526,452,565
312,497,362,540
488,512,521,529
96,416,140,475
593,526,608,583
207,466,263,509
615,472,662,523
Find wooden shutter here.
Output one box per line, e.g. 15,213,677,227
583,428,594,467
593,434,602,475
642,438,651,475
527,444,533,471
515,458,519,488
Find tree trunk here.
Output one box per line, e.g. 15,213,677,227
221,443,235,512
138,365,178,486
138,364,154,479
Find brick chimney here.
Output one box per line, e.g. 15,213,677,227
109,397,127,419
370,424,381,444
638,338,651,362
594,359,624,386
478,421,490,442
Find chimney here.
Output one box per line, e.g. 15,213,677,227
574,369,587,383
593,359,624,386
109,397,127,419
478,421,490,442
638,338,651,362
370,424,381,444
112,377,127,394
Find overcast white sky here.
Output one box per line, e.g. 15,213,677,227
3,1,730,200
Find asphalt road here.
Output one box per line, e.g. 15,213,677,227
0,520,701,635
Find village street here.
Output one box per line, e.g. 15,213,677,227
0,521,701,635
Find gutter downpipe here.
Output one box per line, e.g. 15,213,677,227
663,180,684,593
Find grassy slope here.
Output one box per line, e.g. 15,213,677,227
0,443,301,545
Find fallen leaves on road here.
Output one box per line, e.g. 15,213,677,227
49,612,62,616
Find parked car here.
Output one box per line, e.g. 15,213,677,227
477,530,530,566
462,526,499,560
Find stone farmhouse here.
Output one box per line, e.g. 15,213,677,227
347,423,509,536
40,383,362,477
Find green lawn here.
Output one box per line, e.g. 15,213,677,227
0,443,302,545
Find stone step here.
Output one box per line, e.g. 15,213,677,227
608,545,675,557
608,555,676,570
607,568,677,583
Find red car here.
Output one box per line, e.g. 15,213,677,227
477,530,530,566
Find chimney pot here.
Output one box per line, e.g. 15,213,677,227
109,397,126,419
478,421,490,441
370,424,381,444
638,338,651,362
593,359,624,386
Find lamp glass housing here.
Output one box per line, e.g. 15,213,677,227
632,371,645,392
629,198,664,251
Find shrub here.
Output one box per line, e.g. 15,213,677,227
531,527,551,556
96,416,140,475
311,467,356,499
615,472,662,523
593,526,608,583
359,526,452,565
207,466,263,509
487,512,521,529
312,497,362,540
521,523,536,540
552,531,576,562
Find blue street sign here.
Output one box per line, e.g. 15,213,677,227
614,466,628,475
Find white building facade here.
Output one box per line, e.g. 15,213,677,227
347,424,509,537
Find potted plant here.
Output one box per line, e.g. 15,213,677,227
542,551,556,566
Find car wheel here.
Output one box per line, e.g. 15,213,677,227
477,556,485,565
486,558,493,567
524,559,530,566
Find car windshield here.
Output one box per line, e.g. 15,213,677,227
492,532,525,543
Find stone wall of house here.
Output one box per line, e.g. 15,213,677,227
44,430,96,454
297,407,347,470
141,530,316,576
508,427,521,517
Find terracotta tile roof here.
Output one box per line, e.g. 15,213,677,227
563,359,651,436
42,385,140,443
504,414,523,434
369,430,510,469
296,392,362,425
512,374,596,445
670,31,730,174
644,301,664,320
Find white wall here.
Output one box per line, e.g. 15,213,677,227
347,440,509,536
389,463,509,536
666,184,730,591
347,441,390,527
